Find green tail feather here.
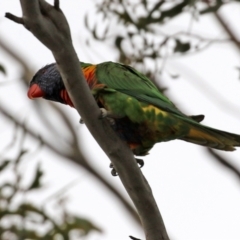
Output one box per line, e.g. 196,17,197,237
181,123,240,151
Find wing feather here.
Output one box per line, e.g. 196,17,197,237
96,61,187,117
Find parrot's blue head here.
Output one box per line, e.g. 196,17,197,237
28,63,68,105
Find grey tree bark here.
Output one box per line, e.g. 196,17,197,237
6,1,169,239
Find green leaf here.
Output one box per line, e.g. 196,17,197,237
115,36,124,50
174,39,191,53
19,203,47,219
129,236,142,240
15,149,28,166
64,217,102,236
159,1,189,22
0,64,6,75
0,160,10,172
27,163,44,190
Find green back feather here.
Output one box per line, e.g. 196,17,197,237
80,62,93,68
95,61,187,117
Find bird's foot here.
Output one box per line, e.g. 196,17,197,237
79,108,116,125
99,108,110,119
79,118,84,124
109,158,144,177
135,158,144,168
106,117,116,126
109,163,118,176
99,108,121,119
99,108,116,126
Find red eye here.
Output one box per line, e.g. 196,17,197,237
40,68,47,74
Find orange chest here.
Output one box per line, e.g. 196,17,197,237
82,65,97,89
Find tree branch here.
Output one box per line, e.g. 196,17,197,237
207,149,240,182
6,1,169,239
0,36,141,226
213,11,240,52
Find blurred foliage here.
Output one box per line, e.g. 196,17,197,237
0,64,6,75
236,66,240,80
85,0,237,85
0,148,102,240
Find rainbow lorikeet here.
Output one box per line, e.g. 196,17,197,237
28,61,240,156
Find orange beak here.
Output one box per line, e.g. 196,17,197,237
27,84,45,99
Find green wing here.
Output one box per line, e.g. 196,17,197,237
96,61,186,117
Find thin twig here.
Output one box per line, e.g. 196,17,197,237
5,13,24,25
213,11,240,52
207,149,240,182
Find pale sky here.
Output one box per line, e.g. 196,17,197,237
1,1,240,240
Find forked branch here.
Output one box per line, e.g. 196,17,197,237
6,1,169,239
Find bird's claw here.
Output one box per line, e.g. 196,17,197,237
79,108,116,125
79,118,84,124
99,108,116,126
79,108,110,124
136,158,144,168
99,108,109,119
109,158,144,177
109,163,118,176
106,117,116,126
